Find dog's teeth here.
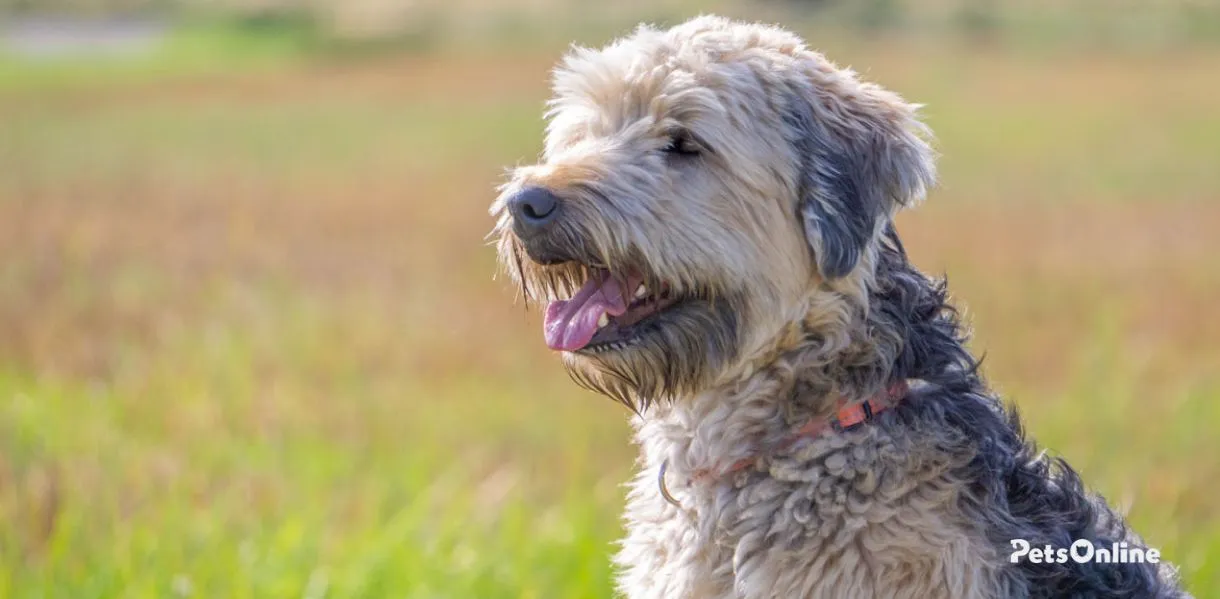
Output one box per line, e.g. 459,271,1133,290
598,313,609,328
635,284,647,299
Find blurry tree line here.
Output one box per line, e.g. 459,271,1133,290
2,0,1217,48
1,0,171,15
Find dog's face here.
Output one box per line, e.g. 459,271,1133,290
490,17,935,407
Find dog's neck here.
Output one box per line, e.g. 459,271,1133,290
634,245,972,481
634,368,793,482
634,320,886,481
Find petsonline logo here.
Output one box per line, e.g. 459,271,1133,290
1010,539,1161,565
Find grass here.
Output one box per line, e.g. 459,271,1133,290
1,22,1219,598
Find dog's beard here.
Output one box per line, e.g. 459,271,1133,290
498,225,744,410
559,293,741,412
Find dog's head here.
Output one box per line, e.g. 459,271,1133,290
490,16,935,408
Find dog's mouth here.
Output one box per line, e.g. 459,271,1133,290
543,268,680,352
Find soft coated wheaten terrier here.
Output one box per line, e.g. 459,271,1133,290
490,15,1186,599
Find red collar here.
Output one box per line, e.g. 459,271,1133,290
671,381,910,492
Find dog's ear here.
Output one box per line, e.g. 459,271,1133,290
784,81,936,279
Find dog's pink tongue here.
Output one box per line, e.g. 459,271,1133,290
544,273,629,351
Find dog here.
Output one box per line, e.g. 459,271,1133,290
489,16,1187,598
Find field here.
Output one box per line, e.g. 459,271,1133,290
2,14,1219,598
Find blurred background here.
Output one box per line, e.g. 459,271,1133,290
1,0,1218,596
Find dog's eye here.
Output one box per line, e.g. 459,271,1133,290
660,133,701,157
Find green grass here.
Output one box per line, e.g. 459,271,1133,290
0,370,624,598
1,24,1219,597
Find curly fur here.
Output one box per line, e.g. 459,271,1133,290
490,16,1188,598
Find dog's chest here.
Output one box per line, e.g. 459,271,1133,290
615,413,1004,599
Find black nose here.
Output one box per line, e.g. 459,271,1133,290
507,186,560,237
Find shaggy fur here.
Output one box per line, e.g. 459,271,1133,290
489,16,1188,598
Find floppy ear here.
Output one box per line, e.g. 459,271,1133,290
784,83,936,279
